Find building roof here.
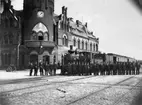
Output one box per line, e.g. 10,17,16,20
53,12,98,40
107,53,135,59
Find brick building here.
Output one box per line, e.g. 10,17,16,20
0,0,99,69
0,0,22,69
54,6,99,64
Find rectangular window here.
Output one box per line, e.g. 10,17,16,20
38,36,43,40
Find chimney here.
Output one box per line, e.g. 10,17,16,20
62,6,65,14
85,22,87,28
65,7,67,17
76,20,79,27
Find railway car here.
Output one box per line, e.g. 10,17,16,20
61,50,91,75
94,53,136,64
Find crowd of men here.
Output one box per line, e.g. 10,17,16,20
61,62,141,76
29,60,141,76
29,60,58,76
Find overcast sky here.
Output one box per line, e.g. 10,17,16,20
11,0,142,60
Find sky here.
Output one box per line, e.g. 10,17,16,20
11,0,142,60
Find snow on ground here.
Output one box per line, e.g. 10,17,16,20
0,70,142,105
0,69,61,80
0,70,34,80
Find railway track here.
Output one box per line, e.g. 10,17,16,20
112,79,142,105
0,76,98,97
66,76,136,105
0,75,138,104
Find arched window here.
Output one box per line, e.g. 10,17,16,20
85,42,88,50
38,31,43,40
96,44,98,52
90,43,92,51
93,44,96,51
78,39,80,49
73,38,76,46
82,41,84,50
32,22,48,40
31,31,37,40
44,32,49,41
62,34,68,46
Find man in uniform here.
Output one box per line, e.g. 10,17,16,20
34,61,38,76
53,63,57,76
113,63,116,75
136,62,141,75
29,62,34,76
44,62,49,76
39,60,44,76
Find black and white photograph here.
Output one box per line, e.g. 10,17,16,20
0,0,142,105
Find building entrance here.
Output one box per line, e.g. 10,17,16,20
43,55,50,64
30,54,38,63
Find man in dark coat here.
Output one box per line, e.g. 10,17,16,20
29,62,34,76
34,62,38,76
53,63,57,76
39,60,44,76
44,62,49,76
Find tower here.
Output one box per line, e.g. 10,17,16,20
23,0,55,64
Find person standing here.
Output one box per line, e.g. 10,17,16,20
34,62,38,76
53,63,57,75
44,62,49,76
29,62,34,76
39,60,44,76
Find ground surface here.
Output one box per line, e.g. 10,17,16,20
0,70,142,105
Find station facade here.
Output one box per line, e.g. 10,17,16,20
0,0,99,69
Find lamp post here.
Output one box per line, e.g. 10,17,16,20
17,43,20,69
16,16,21,70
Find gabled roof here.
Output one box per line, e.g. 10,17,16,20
53,13,98,40
1,1,19,21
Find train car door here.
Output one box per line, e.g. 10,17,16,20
113,57,116,64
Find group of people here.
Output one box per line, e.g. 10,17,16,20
61,62,141,76
29,60,141,76
29,61,58,76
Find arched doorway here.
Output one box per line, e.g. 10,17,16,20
43,55,50,64
30,54,38,63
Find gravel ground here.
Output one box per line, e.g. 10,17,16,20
0,75,142,105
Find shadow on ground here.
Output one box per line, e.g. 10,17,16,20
0,93,9,105
131,79,142,105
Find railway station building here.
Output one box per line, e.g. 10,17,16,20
0,0,99,69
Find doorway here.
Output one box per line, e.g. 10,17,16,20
113,57,117,64
43,55,50,64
